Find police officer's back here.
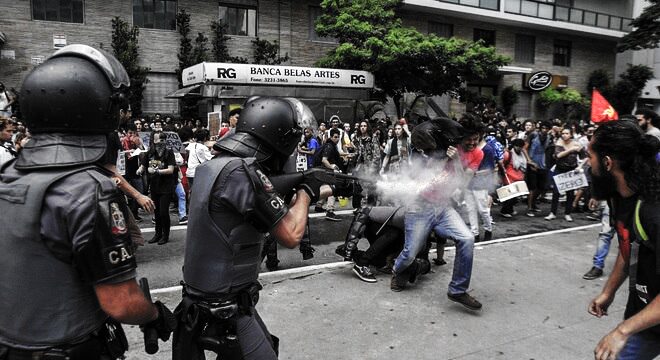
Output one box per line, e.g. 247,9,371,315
173,97,330,360
0,45,175,359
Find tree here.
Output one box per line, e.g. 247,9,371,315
500,86,519,117
111,17,150,115
617,0,660,52
210,20,248,63
315,0,509,117
587,65,653,115
252,38,289,65
175,9,193,89
537,87,587,121
192,32,210,64
610,64,654,114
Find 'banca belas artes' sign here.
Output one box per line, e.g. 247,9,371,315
183,63,374,89
527,71,553,91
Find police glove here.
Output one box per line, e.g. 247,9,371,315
141,301,177,342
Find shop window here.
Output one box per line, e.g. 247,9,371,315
308,6,336,42
429,21,454,38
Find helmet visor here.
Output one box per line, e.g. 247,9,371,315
50,44,130,88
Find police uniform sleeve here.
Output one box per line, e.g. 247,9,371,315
68,171,137,284
217,160,288,232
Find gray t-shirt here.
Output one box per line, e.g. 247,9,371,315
646,126,660,141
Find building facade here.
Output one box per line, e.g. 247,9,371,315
0,0,633,119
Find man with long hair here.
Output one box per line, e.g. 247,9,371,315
587,120,660,359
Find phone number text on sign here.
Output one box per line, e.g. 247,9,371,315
553,170,588,194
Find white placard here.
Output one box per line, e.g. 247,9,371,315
31,56,45,65
553,170,588,194
183,62,374,89
296,153,308,172
163,131,183,152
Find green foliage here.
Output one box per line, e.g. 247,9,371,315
618,0,660,52
587,69,611,94
500,86,518,116
210,20,248,63
192,32,210,64
252,38,289,65
111,17,150,116
175,9,193,88
610,64,654,114
537,87,587,120
315,0,509,115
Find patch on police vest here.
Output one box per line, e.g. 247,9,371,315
110,202,128,235
256,169,274,192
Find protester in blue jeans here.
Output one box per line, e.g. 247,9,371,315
390,117,482,311
583,200,615,280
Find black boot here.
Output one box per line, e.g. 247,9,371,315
148,233,162,244
343,206,372,261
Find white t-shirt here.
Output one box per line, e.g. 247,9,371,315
0,145,14,167
185,142,212,178
0,91,11,117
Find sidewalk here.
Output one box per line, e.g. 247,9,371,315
126,226,623,360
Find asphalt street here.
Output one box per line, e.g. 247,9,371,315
118,199,630,359
125,219,624,360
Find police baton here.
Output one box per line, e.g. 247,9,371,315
139,278,159,354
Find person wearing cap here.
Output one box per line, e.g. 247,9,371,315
0,44,174,359
221,108,242,139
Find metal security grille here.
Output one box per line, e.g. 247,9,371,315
142,73,179,115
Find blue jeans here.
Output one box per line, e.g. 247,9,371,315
395,206,474,295
175,182,187,219
593,204,615,270
616,331,660,360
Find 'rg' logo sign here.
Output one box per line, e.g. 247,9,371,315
351,75,366,85
217,68,237,79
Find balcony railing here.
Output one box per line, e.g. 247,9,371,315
438,0,499,11
503,0,632,32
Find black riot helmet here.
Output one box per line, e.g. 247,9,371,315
215,97,309,172
19,44,130,134
411,117,466,156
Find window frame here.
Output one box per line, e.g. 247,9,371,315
514,34,535,64
553,39,572,67
219,3,258,37
133,0,177,31
308,5,337,43
428,21,454,38
31,0,85,24
473,28,496,47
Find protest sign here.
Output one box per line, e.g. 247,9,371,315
553,170,588,194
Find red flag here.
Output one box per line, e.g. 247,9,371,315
591,89,618,123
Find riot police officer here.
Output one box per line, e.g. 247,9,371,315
173,97,331,360
0,44,175,359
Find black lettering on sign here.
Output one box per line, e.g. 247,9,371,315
217,68,237,79
351,74,366,84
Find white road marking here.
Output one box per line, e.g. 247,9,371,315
149,223,600,295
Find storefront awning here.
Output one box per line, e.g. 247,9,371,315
165,83,372,101
640,79,660,100
498,66,533,74
165,84,202,99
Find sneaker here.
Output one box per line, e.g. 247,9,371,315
178,216,188,225
390,273,407,292
500,212,513,218
265,257,279,271
314,205,325,213
512,210,518,216
300,242,315,260
564,214,573,222
526,212,535,217
483,230,492,242
353,265,377,283
545,213,556,220
325,211,341,222
447,292,482,311
532,207,542,213
582,267,603,280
